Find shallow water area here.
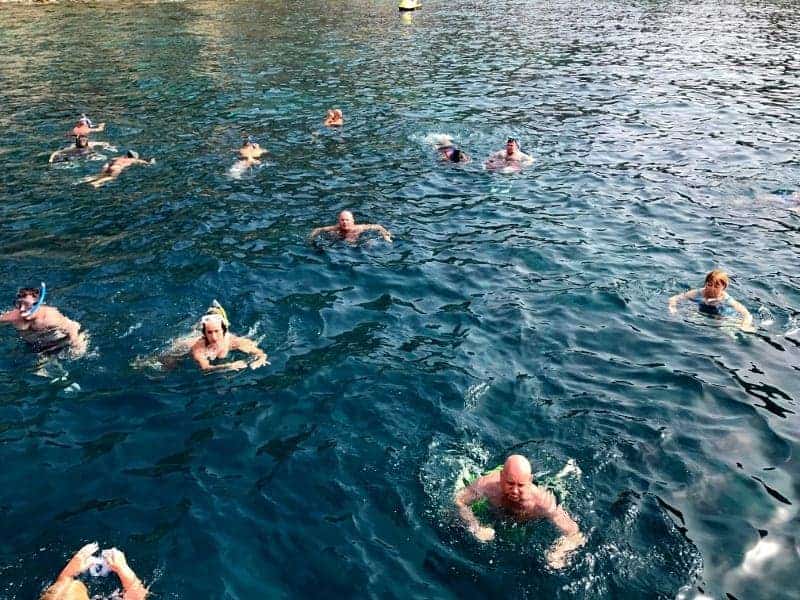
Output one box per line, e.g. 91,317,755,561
1,1,799,598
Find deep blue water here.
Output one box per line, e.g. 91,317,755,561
1,1,799,598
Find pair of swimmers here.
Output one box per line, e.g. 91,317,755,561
0,287,267,373
40,543,146,600
433,136,535,171
48,116,155,187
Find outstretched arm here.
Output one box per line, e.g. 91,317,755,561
0,309,19,323
454,483,495,542
729,298,755,332
309,225,337,240
364,224,392,242
89,123,106,132
232,336,269,369
48,150,64,164
668,288,698,314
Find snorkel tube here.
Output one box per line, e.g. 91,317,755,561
21,282,46,318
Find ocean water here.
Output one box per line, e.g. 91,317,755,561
1,1,799,598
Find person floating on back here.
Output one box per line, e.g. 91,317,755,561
668,269,755,332
309,210,392,244
49,133,116,164
229,137,269,177
190,301,269,372
324,108,344,127
454,454,586,569
0,284,87,357
40,542,147,600
85,150,155,188
484,137,534,172
69,114,105,138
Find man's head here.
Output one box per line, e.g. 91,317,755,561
500,454,533,505
337,210,355,232
505,138,519,156
126,150,139,159
75,134,89,149
15,287,40,319
450,149,465,163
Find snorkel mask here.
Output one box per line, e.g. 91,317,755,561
18,282,46,318
201,300,230,335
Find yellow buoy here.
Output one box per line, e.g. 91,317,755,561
398,0,421,11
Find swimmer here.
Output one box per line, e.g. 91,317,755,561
324,108,344,127
40,542,147,600
668,269,755,332
427,134,470,163
49,134,115,163
454,454,586,569
69,114,106,138
437,145,470,164
85,150,155,188
190,301,269,372
0,285,87,357
229,137,269,175
309,210,392,243
484,137,534,171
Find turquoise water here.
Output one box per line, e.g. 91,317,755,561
1,1,799,598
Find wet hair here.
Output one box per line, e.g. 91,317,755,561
126,150,139,159
704,269,730,288
16,287,40,301
450,149,464,162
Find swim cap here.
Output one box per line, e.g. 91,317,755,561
126,150,139,159
79,114,94,127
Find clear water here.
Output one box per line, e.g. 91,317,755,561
1,1,799,598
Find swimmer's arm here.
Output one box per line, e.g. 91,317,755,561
542,493,585,568
309,225,338,240
454,482,495,541
48,150,63,163
104,548,148,600
55,542,99,581
232,336,269,368
668,288,698,313
364,224,392,242
728,298,755,332
0,309,18,323
53,313,86,356
88,141,117,151
89,123,106,132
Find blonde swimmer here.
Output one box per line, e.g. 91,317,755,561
190,301,269,372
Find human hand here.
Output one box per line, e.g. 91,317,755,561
63,541,99,577
740,322,756,333
546,533,585,569
149,158,156,165
228,360,248,371
102,548,130,574
96,123,106,131
70,334,88,358
668,302,678,315
471,525,495,542
249,355,268,369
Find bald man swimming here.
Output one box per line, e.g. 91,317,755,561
309,210,392,243
454,454,586,569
